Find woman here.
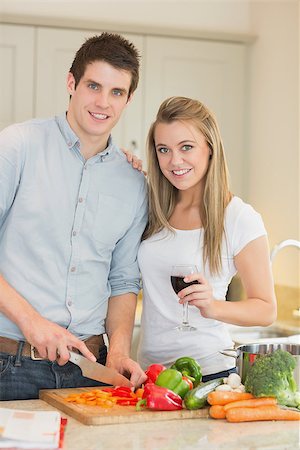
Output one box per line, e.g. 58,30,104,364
137,96,276,381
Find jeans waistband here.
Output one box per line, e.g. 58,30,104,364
0,334,105,360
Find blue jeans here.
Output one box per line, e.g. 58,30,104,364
0,345,108,400
202,367,237,383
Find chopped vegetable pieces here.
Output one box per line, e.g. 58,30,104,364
65,389,117,408
65,386,143,408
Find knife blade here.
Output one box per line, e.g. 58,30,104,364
69,351,132,387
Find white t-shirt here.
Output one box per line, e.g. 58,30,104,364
137,196,267,375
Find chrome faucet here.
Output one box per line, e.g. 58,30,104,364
270,239,300,263
270,239,300,318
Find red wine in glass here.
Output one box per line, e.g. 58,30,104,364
171,265,198,331
171,276,198,294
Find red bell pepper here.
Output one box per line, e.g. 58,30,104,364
144,363,166,384
136,383,183,411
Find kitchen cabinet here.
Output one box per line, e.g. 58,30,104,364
144,36,246,195
0,24,35,129
0,23,247,195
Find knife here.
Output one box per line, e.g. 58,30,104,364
69,351,132,387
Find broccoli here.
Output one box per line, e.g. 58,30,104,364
244,349,300,408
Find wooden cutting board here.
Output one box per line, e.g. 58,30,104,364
40,387,209,425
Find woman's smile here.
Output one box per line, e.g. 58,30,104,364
171,168,192,177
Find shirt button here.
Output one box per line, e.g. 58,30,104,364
70,266,76,272
72,231,77,236
68,300,72,306
78,197,83,203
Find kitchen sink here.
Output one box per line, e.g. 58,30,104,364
227,324,300,345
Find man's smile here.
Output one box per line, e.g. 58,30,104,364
89,112,109,120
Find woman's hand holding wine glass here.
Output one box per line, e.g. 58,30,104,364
171,265,198,331
177,272,215,318
171,265,215,330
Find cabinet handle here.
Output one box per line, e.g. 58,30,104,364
130,140,138,152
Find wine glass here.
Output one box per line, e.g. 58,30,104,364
171,265,198,331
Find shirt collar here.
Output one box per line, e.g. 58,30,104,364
55,113,116,160
56,112,79,149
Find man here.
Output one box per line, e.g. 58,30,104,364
0,33,148,400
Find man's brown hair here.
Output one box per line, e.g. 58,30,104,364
70,32,140,97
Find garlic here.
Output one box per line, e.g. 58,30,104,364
227,373,242,389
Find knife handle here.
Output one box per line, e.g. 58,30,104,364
69,351,81,365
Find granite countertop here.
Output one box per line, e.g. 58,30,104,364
1,399,299,450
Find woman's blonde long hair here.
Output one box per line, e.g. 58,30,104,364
143,96,232,275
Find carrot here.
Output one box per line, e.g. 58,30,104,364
135,388,144,399
223,397,277,411
207,391,254,406
65,388,141,408
65,389,118,408
209,405,226,419
226,405,300,422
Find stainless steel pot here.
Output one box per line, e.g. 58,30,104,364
221,343,300,385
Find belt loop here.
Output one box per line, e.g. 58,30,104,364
14,340,25,367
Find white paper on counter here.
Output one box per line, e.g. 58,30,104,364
0,408,61,449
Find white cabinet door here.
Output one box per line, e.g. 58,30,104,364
35,28,145,157
144,36,246,196
0,24,35,130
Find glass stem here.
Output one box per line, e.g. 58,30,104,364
182,302,189,326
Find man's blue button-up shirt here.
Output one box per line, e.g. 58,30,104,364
0,114,148,340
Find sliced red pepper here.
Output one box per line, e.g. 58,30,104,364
113,386,133,394
111,391,134,398
101,387,115,393
101,386,137,403
117,398,138,406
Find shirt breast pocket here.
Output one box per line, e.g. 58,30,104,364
92,193,133,247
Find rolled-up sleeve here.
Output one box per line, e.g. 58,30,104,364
0,125,24,226
109,175,148,297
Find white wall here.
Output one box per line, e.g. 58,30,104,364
1,0,251,33
1,0,299,286
247,1,299,287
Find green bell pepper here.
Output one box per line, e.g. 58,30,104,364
155,368,191,399
171,356,202,387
